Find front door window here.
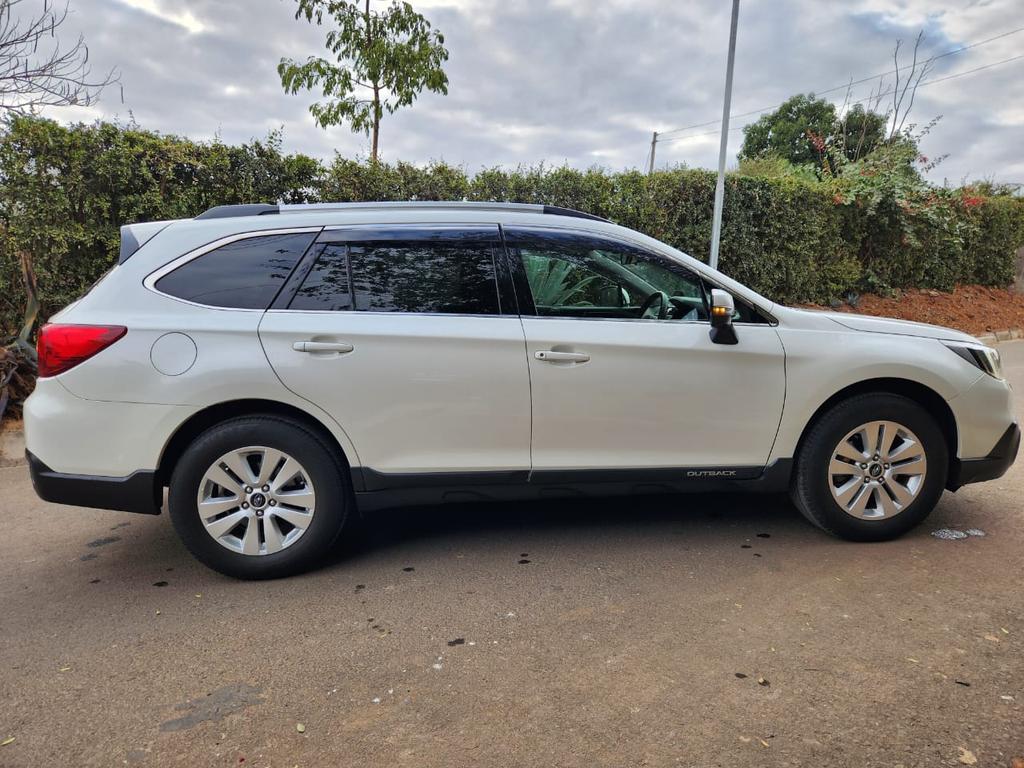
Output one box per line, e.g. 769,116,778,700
509,231,709,322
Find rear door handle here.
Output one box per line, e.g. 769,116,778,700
292,341,354,354
535,350,590,363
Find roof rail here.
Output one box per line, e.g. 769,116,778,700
540,205,607,222
193,201,609,223
195,203,280,220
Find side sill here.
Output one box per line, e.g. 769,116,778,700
353,460,793,513
26,452,162,515
359,468,530,492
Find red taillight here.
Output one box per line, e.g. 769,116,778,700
37,324,127,378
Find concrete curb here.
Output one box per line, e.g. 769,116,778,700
975,328,1024,346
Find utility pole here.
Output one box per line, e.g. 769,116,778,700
648,131,658,174
709,0,740,271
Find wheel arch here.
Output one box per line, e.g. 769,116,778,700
156,399,361,491
793,377,958,476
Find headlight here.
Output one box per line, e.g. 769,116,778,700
945,343,1004,380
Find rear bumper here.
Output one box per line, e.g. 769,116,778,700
23,378,194,477
27,451,161,515
948,423,1021,490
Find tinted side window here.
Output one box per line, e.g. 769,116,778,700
506,229,708,321
155,232,314,309
290,241,500,315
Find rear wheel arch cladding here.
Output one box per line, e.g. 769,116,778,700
156,400,363,494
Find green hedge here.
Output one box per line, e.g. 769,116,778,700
2,116,1023,337
0,118,320,331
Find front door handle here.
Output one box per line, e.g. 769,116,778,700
292,340,354,354
535,350,590,363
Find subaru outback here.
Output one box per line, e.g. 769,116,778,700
25,202,1019,578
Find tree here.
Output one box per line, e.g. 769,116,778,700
739,94,838,167
835,103,887,162
0,0,118,114
279,0,449,162
740,93,887,174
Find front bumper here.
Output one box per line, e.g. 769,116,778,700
27,451,161,515
948,423,1021,490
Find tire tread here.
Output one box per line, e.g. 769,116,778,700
791,393,947,541
168,413,351,579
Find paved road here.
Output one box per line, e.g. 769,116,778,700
2,346,1024,768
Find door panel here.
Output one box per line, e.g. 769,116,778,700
260,312,531,474
503,226,785,471
258,225,531,476
524,318,785,469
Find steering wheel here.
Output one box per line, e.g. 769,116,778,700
638,290,670,320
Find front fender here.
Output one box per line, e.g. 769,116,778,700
769,329,983,463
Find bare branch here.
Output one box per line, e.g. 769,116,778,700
890,34,920,139
0,0,119,115
884,30,934,142
896,56,933,136
839,76,853,117
890,38,902,139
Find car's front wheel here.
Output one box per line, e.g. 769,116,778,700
168,415,349,579
791,393,948,541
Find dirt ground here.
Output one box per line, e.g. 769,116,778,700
802,285,1024,336
1,347,1023,767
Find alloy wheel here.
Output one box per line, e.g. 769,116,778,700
828,420,927,520
196,446,316,555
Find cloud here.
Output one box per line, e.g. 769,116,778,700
115,0,206,33
39,0,1024,185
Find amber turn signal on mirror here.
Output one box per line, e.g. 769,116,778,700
709,289,738,345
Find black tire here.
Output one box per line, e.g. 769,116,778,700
168,415,350,579
791,393,948,541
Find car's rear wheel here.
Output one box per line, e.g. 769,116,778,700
168,415,349,579
791,393,948,541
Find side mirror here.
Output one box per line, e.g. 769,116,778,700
709,289,738,345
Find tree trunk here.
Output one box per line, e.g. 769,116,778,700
371,84,380,163
365,0,379,163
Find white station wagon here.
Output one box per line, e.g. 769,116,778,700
25,202,1019,578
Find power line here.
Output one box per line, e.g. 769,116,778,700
657,24,1024,138
655,24,1024,140
655,52,1024,145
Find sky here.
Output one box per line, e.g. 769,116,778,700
35,0,1024,186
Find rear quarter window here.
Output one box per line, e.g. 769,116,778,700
155,232,316,309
